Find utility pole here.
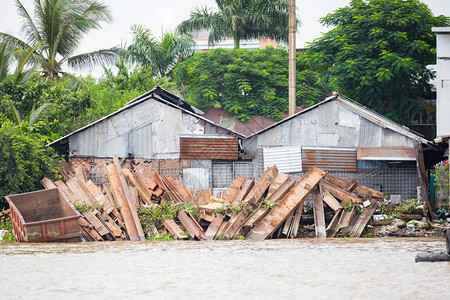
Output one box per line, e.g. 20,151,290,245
288,0,296,116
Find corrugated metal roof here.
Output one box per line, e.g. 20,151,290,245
180,135,238,160
357,147,415,161
263,146,302,173
302,146,357,171
48,87,243,147
245,95,430,145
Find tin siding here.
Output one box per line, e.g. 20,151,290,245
180,136,238,160
263,146,302,173
302,147,357,171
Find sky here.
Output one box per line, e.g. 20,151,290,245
1,0,449,75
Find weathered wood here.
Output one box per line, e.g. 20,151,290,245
223,166,278,238
107,163,140,241
224,174,246,202
338,207,355,228
66,177,97,206
231,178,255,205
323,181,363,204
246,167,327,240
349,199,379,237
123,169,152,205
41,177,57,189
177,209,206,240
205,215,224,240
267,173,290,199
290,207,302,238
163,219,188,239
312,188,326,238
326,209,342,237
243,208,267,229
322,189,343,211
74,165,88,184
113,156,145,241
326,174,383,199
82,211,111,238
282,212,294,235
414,142,434,221
79,218,103,241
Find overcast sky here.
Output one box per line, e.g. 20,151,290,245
1,0,449,75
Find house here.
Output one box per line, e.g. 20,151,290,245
241,94,431,199
48,87,250,194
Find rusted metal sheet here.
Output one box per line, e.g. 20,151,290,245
163,219,187,239
357,147,415,160
302,147,356,171
180,134,238,160
246,167,327,240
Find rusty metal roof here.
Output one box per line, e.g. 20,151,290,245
302,146,357,172
180,135,238,160
202,107,306,137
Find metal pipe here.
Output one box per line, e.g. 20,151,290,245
288,0,296,116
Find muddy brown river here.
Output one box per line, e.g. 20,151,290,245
1,238,449,299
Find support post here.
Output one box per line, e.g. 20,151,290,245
288,0,296,116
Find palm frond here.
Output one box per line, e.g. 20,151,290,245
12,42,43,83
7,100,22,125
0,41,13,80
28,103,50,128
66,47,120,71
16,0,41,45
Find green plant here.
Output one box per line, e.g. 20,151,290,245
211,201,245,215
147,232,175,241
394,199,422,215
261,198,280,210
435,160,449,199
342,200,354,212
72,203,103,213
0,217,15,242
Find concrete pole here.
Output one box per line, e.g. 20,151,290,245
288,0,296,116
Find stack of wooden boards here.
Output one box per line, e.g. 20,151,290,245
40,156,383,241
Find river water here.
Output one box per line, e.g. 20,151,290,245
0,238,449,299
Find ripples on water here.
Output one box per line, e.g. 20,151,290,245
1,238,449,299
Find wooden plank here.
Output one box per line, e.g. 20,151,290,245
135,163,158,190
82,211,111,237
414,142,434,221
66,177,96,206
177,209,206,240
246,167,327,240
107,163,140,241
223,166,278,238
204,215,224,240
163,219,188,239
339,207,355,228
326,209,342,237
74,165,88,183
231,178,254,205
79,218,103,241
322,189,343,211
267,173,290,199
326,174,383,199
282,213,294,235
290,207,302,238
312,188,326,238
41,177,57,189
113,155,146,241
224,174,246,202
323,181,363,204
123,169,152,205
243,208,267,228
349,199,379,237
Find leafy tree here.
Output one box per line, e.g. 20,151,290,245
178,0,292,49
301,0,449,123
0,0,118,80
173,47,327,121
0,121,62,209
128,25,195,78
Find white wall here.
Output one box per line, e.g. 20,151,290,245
434,28,450,137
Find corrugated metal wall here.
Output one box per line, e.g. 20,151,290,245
180,135,238,160
302,146,357,171
263,146,302,173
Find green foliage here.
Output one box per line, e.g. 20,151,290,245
434,160,449,199
394,199,422,214
0,121,62,209
211,201,245,216
175,47,326,121
72,203,103,214
178,0,292,49
138,201,179,232
180,201,200,220
342,200,354,212
147,232,176,241
0,0,119,80
261,198,281,210
128,25,195,78
0,217,15,242
301,0,449,124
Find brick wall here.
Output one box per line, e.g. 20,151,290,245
69,157,182,186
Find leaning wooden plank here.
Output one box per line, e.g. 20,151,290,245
246,167,327,240
123,169,152,205
349,199,379,238
83,211,112,238
54,180,81,204
74,165,88,184
312,188,326,238
340,211,359,237
322,189,343,211
41,177,57,189
107,163,140,241
204,215,224,240
323,181,363,204
267,173,290,199
224,174,246,202
163,219,188,239
66,177,96,206
326,175,383,199
326,209,342,238
113,155,146,241
223,166,278,238
290,207,302,238
231,179,255,205
338,207,355,228
79,218,103,241
178,209,206,240
136,163,158,190
282,212,294,235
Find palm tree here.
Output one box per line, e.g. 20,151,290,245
0,0,119,80
128,25,195,78
178,0,292,49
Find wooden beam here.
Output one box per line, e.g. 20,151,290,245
312,188,326,238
